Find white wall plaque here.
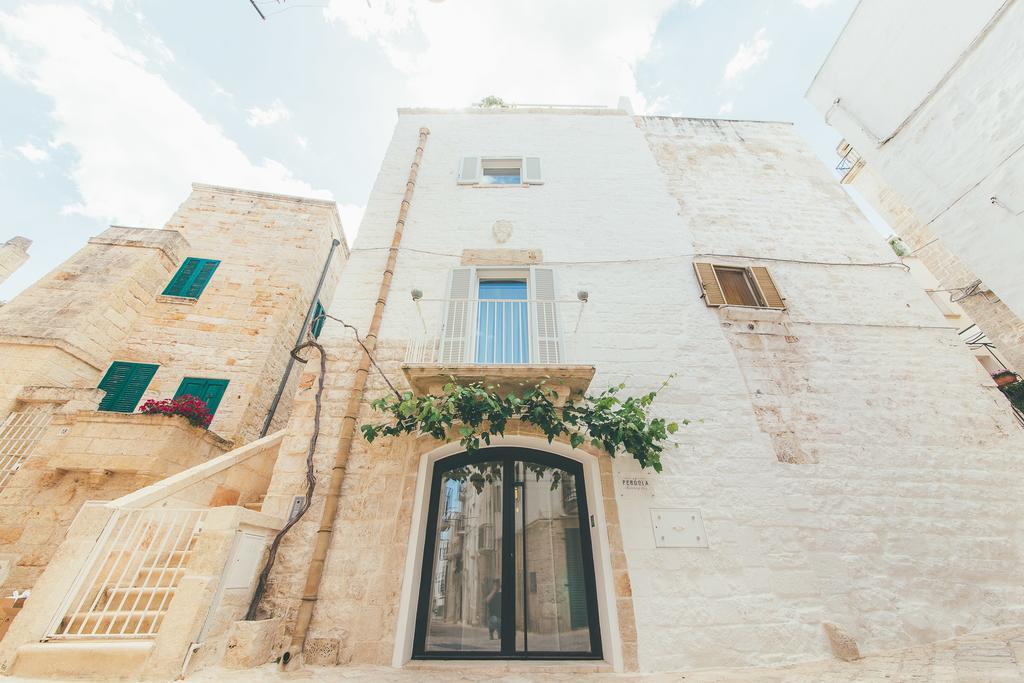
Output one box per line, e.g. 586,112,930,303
617,474,654,498
651,508,709,548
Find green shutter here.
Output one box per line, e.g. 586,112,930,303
174,377,229,416
163,258,220,298
311,300,326,339
98,362,159,413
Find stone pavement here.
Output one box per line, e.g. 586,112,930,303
183,626,1024,683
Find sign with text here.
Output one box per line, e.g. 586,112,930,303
617,474,654,498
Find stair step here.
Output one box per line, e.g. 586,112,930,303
12,641,154,680
61,609,164,635
132,567,187,587
97,586,176,610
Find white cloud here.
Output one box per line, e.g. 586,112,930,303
0,5,329,227
16,141,49,163
246,98,291,127
795,0,834,8
688,0,706,7
323,0,675,112
718,101,733,115
295,134,308,149
723,28,771,82
337,203,364,245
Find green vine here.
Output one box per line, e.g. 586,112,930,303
361,378,685,472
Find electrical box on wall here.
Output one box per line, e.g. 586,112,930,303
651,508,709,548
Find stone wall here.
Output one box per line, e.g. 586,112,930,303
254,109,1024,674
0,237,30,288
846,162,1024,372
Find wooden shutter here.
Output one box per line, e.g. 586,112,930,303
457,157,480,185
162,258,199,296
529,266,562,364
749,266,785,309
523,157,543,184
310,300,326,338
440,267,474,363
175,377,229,415
98,362,158,413
693,262,727,307
163,257,220,298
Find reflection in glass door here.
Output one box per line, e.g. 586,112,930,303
414,448,601,659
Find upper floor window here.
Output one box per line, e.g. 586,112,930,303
311,299,326,339
98,361,159,413
457,157,543,186
693,262,786,309
174,377,229,416
163,257,220,299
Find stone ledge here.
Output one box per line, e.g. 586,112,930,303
402,363,595,401
156,294,199,306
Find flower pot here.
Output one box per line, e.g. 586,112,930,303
992,371,1018,387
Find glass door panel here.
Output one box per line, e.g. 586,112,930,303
476,280,529,364
422,461,504,653
514,461,594,654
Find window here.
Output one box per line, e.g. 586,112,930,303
439,267,562,364
414,448,602,659
174,377,229,416
163,258,220,299
693,262,786,309
311,299,326,339
98,361,159,413
457,157,543,185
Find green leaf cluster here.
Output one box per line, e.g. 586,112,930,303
360,378,687,472
1001,379,1024,413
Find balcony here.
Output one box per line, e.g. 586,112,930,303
402,298,594,399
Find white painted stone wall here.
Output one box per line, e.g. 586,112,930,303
262,108,1024,672
807,0,1024,321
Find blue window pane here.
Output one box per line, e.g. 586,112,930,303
476,280,529,364
481,167,522,185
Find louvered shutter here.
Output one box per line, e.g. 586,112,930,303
529,267,562,364
98,362,158,413
175,377,229,415
523,157,543,184
440,267,474,363
310,300,326,338
749,266,785,309
184,259,219,298
693,262,727,307
162,258,199,296
457,157,480,185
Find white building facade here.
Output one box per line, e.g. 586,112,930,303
253,107,1024,673
806,0,1024,322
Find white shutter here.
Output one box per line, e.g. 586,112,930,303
440,267,475,363
529,267,561,364
523,157,543,184
457,157,480,185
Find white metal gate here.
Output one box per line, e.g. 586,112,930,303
46,508,207,639
0,407,52,491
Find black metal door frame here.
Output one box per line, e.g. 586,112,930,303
412,446,603,660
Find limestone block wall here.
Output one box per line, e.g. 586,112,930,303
0,237,30,288
0,228,186,415
253,109,1024,673
0,412,232,595
112,184,347,443
846,163,1024,372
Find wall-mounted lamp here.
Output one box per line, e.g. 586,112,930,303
411,288,423,301
577,290,589,303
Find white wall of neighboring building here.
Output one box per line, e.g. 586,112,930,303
807,0,1024,321
264,108,1024,672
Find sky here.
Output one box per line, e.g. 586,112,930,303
0,0,881,301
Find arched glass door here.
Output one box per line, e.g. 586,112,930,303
413,447,602,659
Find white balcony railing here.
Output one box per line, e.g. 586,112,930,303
406,298,584,366
45,508,207,639
0,407,53,491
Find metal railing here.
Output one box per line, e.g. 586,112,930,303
0,407,53,491
835,146,862,182
46,508,207,639
406,298,583,365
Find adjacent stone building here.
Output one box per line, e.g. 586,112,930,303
807,0,1024,373
0,105,1021,681
0,184,346,596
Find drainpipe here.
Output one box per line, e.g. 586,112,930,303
260,237,341,438
282,126,430,666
